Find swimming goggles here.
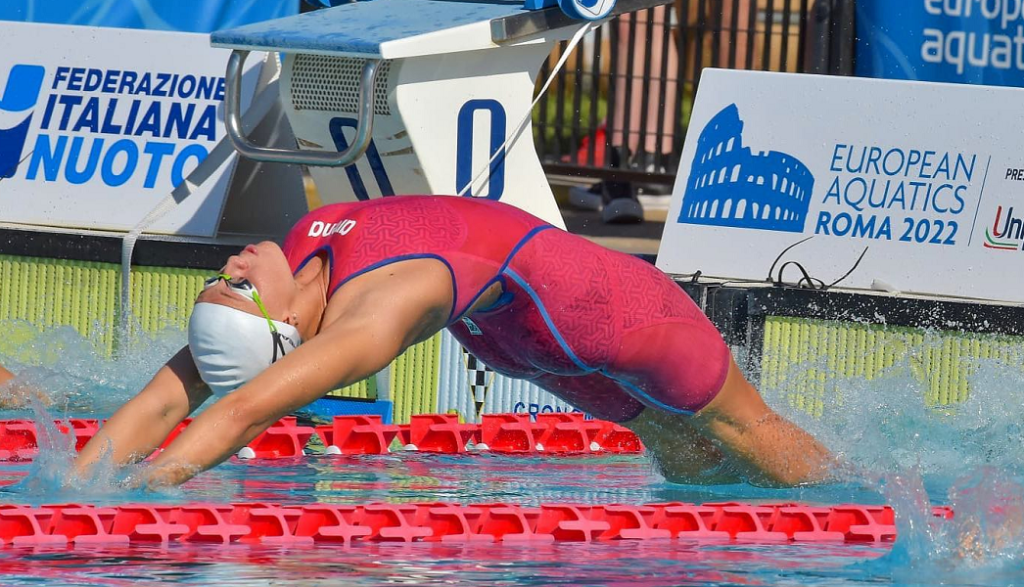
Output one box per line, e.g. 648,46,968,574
204,274,289,361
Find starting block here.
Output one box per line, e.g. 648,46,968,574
212,0,663,228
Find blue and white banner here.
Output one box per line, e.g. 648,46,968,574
658,69,1024,304
857,0,1024,86
0,0,295,33
0,22,263,235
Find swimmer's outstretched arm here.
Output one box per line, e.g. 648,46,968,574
141,263,452,488
75,347,212,476
0,363,13,386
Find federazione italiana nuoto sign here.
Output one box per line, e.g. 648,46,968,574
658,69,1024,304
0,22,262,236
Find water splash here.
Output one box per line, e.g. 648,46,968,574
763,334,1024,579
765,336,1024,480
848,466,1024,585
0,320,188,503
4,315,1024,578
0,320,184,417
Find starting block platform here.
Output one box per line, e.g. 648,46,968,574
212,0,573,58
209,0,662,227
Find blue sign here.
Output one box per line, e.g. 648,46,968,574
677,104,814,233
456,99,506,200
329,116,395,200
0,0,295,33
0,64,45,178
857,0,1024,86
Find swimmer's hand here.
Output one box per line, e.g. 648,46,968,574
0,379,52,410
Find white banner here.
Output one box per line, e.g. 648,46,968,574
0,22,262,236
658,69,1024,304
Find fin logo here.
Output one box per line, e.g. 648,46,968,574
678,104,814,233
0,65,46,179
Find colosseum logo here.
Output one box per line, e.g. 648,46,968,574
678,104,814,233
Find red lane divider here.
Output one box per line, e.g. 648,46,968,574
406,414,479,453
109,505,188,543
238,417,315,459
0,420,40,461
0,502,950,546
316,415,400,455
535,413,603,453
479,414,544,453
293,505,372,543
0,414,645,461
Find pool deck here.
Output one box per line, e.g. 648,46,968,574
560,206,665,256
552,183,667,257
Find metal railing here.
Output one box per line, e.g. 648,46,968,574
535,0,855,186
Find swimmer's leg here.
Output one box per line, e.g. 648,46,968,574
613,321,833,487
687,355,834,486
530,372,735,484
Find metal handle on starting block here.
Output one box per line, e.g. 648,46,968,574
225,50,380,166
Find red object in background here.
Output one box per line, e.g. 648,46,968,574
563,125,607,166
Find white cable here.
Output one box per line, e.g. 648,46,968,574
457,22,596,198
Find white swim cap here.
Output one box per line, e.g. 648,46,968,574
187,302,302,395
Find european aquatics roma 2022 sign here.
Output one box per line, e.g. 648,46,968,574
658,69,1024,304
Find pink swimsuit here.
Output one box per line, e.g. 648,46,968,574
283,196,730,422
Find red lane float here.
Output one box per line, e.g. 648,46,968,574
0,502,949,546
0,414,644,461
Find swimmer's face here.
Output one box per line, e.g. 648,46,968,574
197,241,298,321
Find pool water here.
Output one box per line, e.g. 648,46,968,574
1,325,1024,586
0,541,885,587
